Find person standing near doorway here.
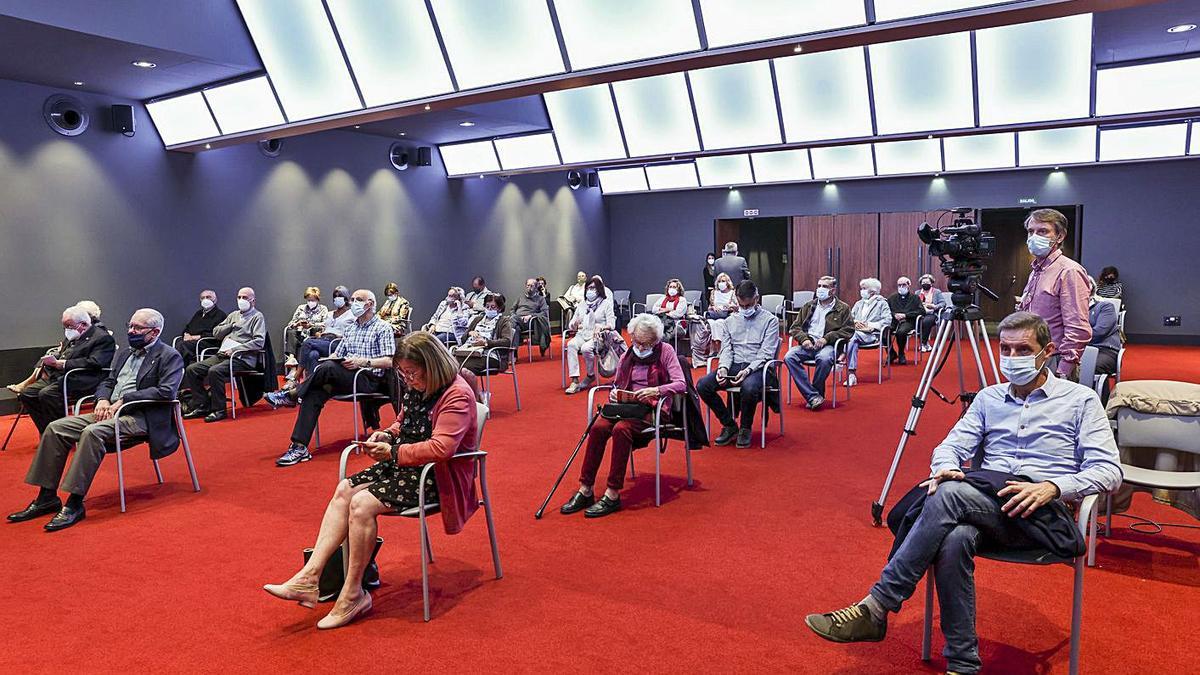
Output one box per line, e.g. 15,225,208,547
1017,209,1091,381
713,242,751,285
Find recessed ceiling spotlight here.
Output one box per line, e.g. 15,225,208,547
1054,166,1061,170
459,121,475,127
935,173,941,177
825,180,831,184
131,60,157,68
399,132,406,136
424,104,431,110
1167,23,1196,33
793,44,804,53
73,81,84,86
478,174,484,179
354,125,360,129
205,143,211,149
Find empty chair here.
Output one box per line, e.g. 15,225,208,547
761,294,786,321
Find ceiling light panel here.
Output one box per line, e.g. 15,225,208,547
774,48,873,142
1192,123,1200,155
869,32,974,134
646,163,700,190
943,132,1015,171
235,0,361,121
1018,125,1096,166
874,138,943,175
1095,57,1200,116
326,0,453,107
543,84,627,163
202,76,285,135
975,14,1092,126
439,139,500,175
146,93,220,146
430,0,564,89
494,133,561,170
699,0,866,47
689,61,781,150
751,148,812,183
599,167,649,194
553,0,699,70
696,154,754,186
873,0,1017,22
1099,124,1188,162
612,73,701,156
810,144,875,179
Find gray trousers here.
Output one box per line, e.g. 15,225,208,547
25,413,148,497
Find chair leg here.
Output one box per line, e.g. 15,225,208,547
230,379,237,420
422,525,435,564
479,457,503,579
352,400,361,444
1104,493,1113,538
629,451,637,478
654,430,662,507
152,459,164,484
1086,502,1098,567
178,411,200,493
1070,557,1083,675
512,364,521,411
116,445,127,513
922,568,934,661
419,512,432,622
314,417,321,450
2,408,24,451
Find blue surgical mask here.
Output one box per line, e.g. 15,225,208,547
739,306,757,318
349,300,367,317
585,289,597,302
484,308,499,319
632,345,654,359
860,289,871,300
1027,234,1054,257
898,285,910,296
333,297,346,308
1000,347,1046,386
815,287,831,301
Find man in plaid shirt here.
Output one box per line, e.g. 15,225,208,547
269,289,396,466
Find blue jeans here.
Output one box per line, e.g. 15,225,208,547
783,344,835,402
299,337,333,375
869,480,1036,674
844,333,879,371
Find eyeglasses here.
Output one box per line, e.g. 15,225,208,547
398,368,422,380
128,323,153,331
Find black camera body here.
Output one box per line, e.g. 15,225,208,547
918,208,997,312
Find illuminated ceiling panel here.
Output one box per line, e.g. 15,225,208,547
774,48,873,142
202,77,285,135
810,144,875,179
494,133,561,170
874,138,943,175
976,14,1092,126
696,154,754,186
430,0,564,89
599,167,649,194
1095,58,1200,116
440,140,500,175
553,0,700,70
1192,123,1200,155
235,0,361,121
751,148,812,183
543,84,627,163
699,0,866,47
146,93,220,146
943,132,1015,171
869,32,974,134
1099,124,1188,162
873,0,1017,22
612,73,701,156
326,0,453,107
1018,126,1096,166
646,163,700,190
688,61,781,150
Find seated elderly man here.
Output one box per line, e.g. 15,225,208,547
784,276,853,410
7,308,183,531
888,276,926,364
559,313,687,517
181,286,267,423
423,286,472,345
18,304,116,435
513,278,551,356
177,289,227,366
805,312,1121,675
696,281,780,448
463,276,493,313
269,289,396,467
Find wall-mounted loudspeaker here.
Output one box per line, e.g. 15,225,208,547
43,94,90,137
389,143,409,171
416,146,432,166
587,171,599,188
258,138,282,157
111,104,135,135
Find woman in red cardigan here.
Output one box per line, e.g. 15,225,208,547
559,313,686,518
264,331,479,629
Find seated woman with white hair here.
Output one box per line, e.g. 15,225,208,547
842,278,891,387
559,313,686,518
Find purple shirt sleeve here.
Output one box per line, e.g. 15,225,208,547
1056,267,1093,373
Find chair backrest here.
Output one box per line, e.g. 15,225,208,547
761,294,785,314
612,289,631,306
1078,345,1099,389
645,293,665,309
474,401,490,450
793,290,815,306
1116,408,1200,455
1098,297,1121,314
683,289,701,307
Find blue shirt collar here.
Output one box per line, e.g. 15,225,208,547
1004,369,1059,403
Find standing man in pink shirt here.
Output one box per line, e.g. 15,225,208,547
1018,209,1091,380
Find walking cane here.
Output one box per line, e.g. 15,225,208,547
535,405,603,519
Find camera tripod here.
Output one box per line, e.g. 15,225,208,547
870,303,1001,526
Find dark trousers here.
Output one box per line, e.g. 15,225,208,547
1094,347,1118,405
579,416,651,491
697,361,765,430
290,362,383,446
182,355,253,412
25,412,147,497
917,315,938,345
434,332,458,346
177,338,202,366
891,320,916,356
18,378,68,434
284,327,309,357
519,315,550,353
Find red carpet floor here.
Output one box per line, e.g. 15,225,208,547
1,341,1198,673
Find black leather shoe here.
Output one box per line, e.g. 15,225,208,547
204,411,227,423
713,425,739,446
559,492,595,515
44,505,86,532
584,495,621,518
183,407,209,420
735,429,753,448
7,498,62,523
898,355,908,365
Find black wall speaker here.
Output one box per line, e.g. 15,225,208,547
258,138,282,157
111,104,135,135
43,94,90,137
587,171,599,188
416,146,432,166
566,170,584,190
389,142,409,171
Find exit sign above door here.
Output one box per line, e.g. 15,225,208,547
744,209,760,217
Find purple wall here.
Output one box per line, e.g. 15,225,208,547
0,77,609,349
606,162,1200,342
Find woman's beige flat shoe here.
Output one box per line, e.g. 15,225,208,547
317,592,372,630
263,581,319,609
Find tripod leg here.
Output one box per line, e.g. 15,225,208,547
963,320,994,390
976,320,1001,384
535,410,601,518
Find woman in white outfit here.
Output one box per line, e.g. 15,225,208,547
565,275,615,394
843,277,891,387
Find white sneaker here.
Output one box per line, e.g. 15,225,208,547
284,354,298,367
919,344,932,353
844,374,858,387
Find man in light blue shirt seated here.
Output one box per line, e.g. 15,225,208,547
803,311,1121,675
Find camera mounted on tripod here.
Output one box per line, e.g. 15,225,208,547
918,208,998,317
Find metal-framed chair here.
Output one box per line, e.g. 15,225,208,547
761,294,786,323
683,289,702,311
518,313,551,363
611,290,632,322
198,345,265,419
337,401,501,622
586,385,694,506
2,365,108,451
632,293,665,316
784,291,816,323
456,322,521,411
785,336,848,408
703,353,785,449
843,326,892,386
172,335,218,364
69,397,200,513
314,368,397,449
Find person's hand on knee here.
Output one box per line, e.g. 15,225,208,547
921,468,965,494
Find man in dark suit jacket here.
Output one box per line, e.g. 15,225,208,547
19,304,116,435
713,242,751,285
887,276,926,364
177,289,227,365
7,308,183,532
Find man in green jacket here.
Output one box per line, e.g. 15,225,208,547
784,276,854,410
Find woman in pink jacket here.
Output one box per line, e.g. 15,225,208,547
264,331,479,629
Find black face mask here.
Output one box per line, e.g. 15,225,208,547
128,331,150,350
920,283,932,290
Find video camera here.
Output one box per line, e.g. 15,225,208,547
918,208,998,311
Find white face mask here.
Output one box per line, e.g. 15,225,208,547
815,287,831,301
585,289,597,302
237,298,251,312
1027,233,1054,257
860,289,871,300
200,298,214,310
447,296,458,306
667,288,679,297
484,308,500,319
632,345,654,359
306,300,318,310
64,327,82,341
739,305,757,318
349,300,367,318
718,282,729,291
1000,347,1047,386
387,293,397,300
333,297,346,308
898,286,910,296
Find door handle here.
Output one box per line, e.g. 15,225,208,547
827,248,833,276
836,247,842,281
